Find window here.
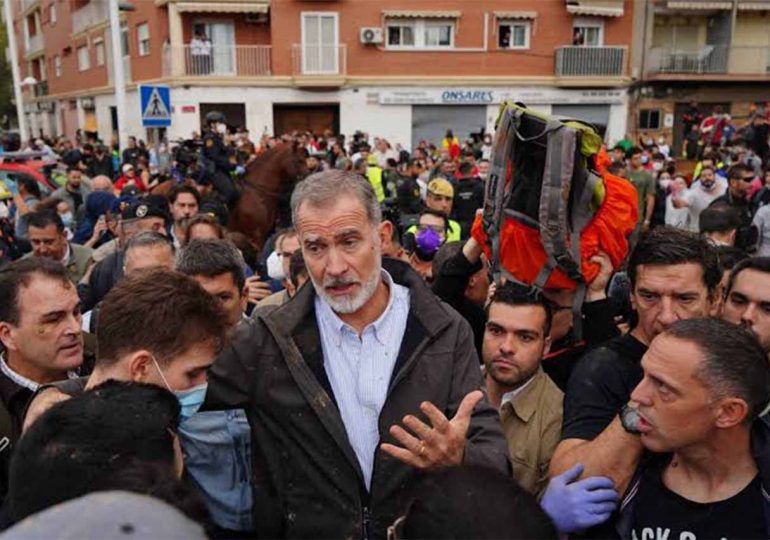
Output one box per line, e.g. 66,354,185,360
387,24,415,47
498,21,531,49
37,57,46,81
385,19,455,49
77,45,90,71
54,55,61,77
120,23,130,56
94,38,105,66
572,18,604,46
137,23,150,56
639,109,661,130
301,12,339,74
49,3,56,25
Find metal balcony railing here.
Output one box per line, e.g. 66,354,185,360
71,0,108,35
26,33,43,54
648,46,770,75
555,46,627,77
291,44,346,76
163,45,272,77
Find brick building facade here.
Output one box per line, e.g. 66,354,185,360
10,0,635,147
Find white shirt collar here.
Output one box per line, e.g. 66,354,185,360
500,375,537,408
0,352,79,391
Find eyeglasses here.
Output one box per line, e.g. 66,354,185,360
741,176,755,183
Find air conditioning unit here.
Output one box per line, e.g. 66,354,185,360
360,27,383,45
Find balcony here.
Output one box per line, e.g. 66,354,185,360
291,44,346,86
647,46,770,78
162,45,272,77
33,81,48,97
25,33,43,55
21,0,40,12
71,0,108,35
555,46,627,77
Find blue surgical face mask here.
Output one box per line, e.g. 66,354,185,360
152,356,208,422
60,211,74,228
174,383,208,422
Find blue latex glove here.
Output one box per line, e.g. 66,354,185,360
540,463,619,534
234,165,246,176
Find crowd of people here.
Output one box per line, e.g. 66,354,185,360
0,109,768,539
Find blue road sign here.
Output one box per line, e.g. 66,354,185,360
140,85,171,127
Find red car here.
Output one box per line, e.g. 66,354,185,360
0,152,59,197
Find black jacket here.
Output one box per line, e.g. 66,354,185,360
88,154,115,179
77,250,124,312
431,247,485,358
205,259,509,539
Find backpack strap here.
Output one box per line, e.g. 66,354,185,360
483,106,517,286
538,124,582,283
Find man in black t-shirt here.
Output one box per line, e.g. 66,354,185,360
613,319,770,539
452,162,483,239
549,228,723,494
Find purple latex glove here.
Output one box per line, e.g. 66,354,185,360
540,463,619,534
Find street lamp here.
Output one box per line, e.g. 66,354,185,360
109,0,136,152
3,0,28,142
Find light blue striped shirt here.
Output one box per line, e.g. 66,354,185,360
315,270,410,490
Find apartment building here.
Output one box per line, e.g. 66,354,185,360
628,0,770,156
12,0,634,148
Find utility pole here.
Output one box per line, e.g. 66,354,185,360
109,0,128,151
3,0,28,142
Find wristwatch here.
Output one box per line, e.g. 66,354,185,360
619,404,642,435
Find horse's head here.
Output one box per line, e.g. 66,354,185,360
286,139,309,182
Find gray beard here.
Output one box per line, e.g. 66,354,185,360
311,254,383,315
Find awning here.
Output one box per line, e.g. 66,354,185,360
382,10,461,19
565,0,624,17
494,11,538,19
738,1,770,9
176,1,268,14
666,1,732,9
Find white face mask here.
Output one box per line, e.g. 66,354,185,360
266,251,285,281
652,162,663,172
659,179,672,191
216,123,227,134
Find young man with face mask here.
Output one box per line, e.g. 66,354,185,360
407,209,447,283
176,239,256,537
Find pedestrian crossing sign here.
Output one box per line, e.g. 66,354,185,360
140,85,171,127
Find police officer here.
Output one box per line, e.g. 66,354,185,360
202,111,241,206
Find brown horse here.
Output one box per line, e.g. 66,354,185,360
229,141,308,249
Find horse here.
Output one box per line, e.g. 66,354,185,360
228,141,308,249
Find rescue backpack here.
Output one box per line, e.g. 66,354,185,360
473,102,638,338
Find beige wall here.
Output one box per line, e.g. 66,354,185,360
728,14,770,74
